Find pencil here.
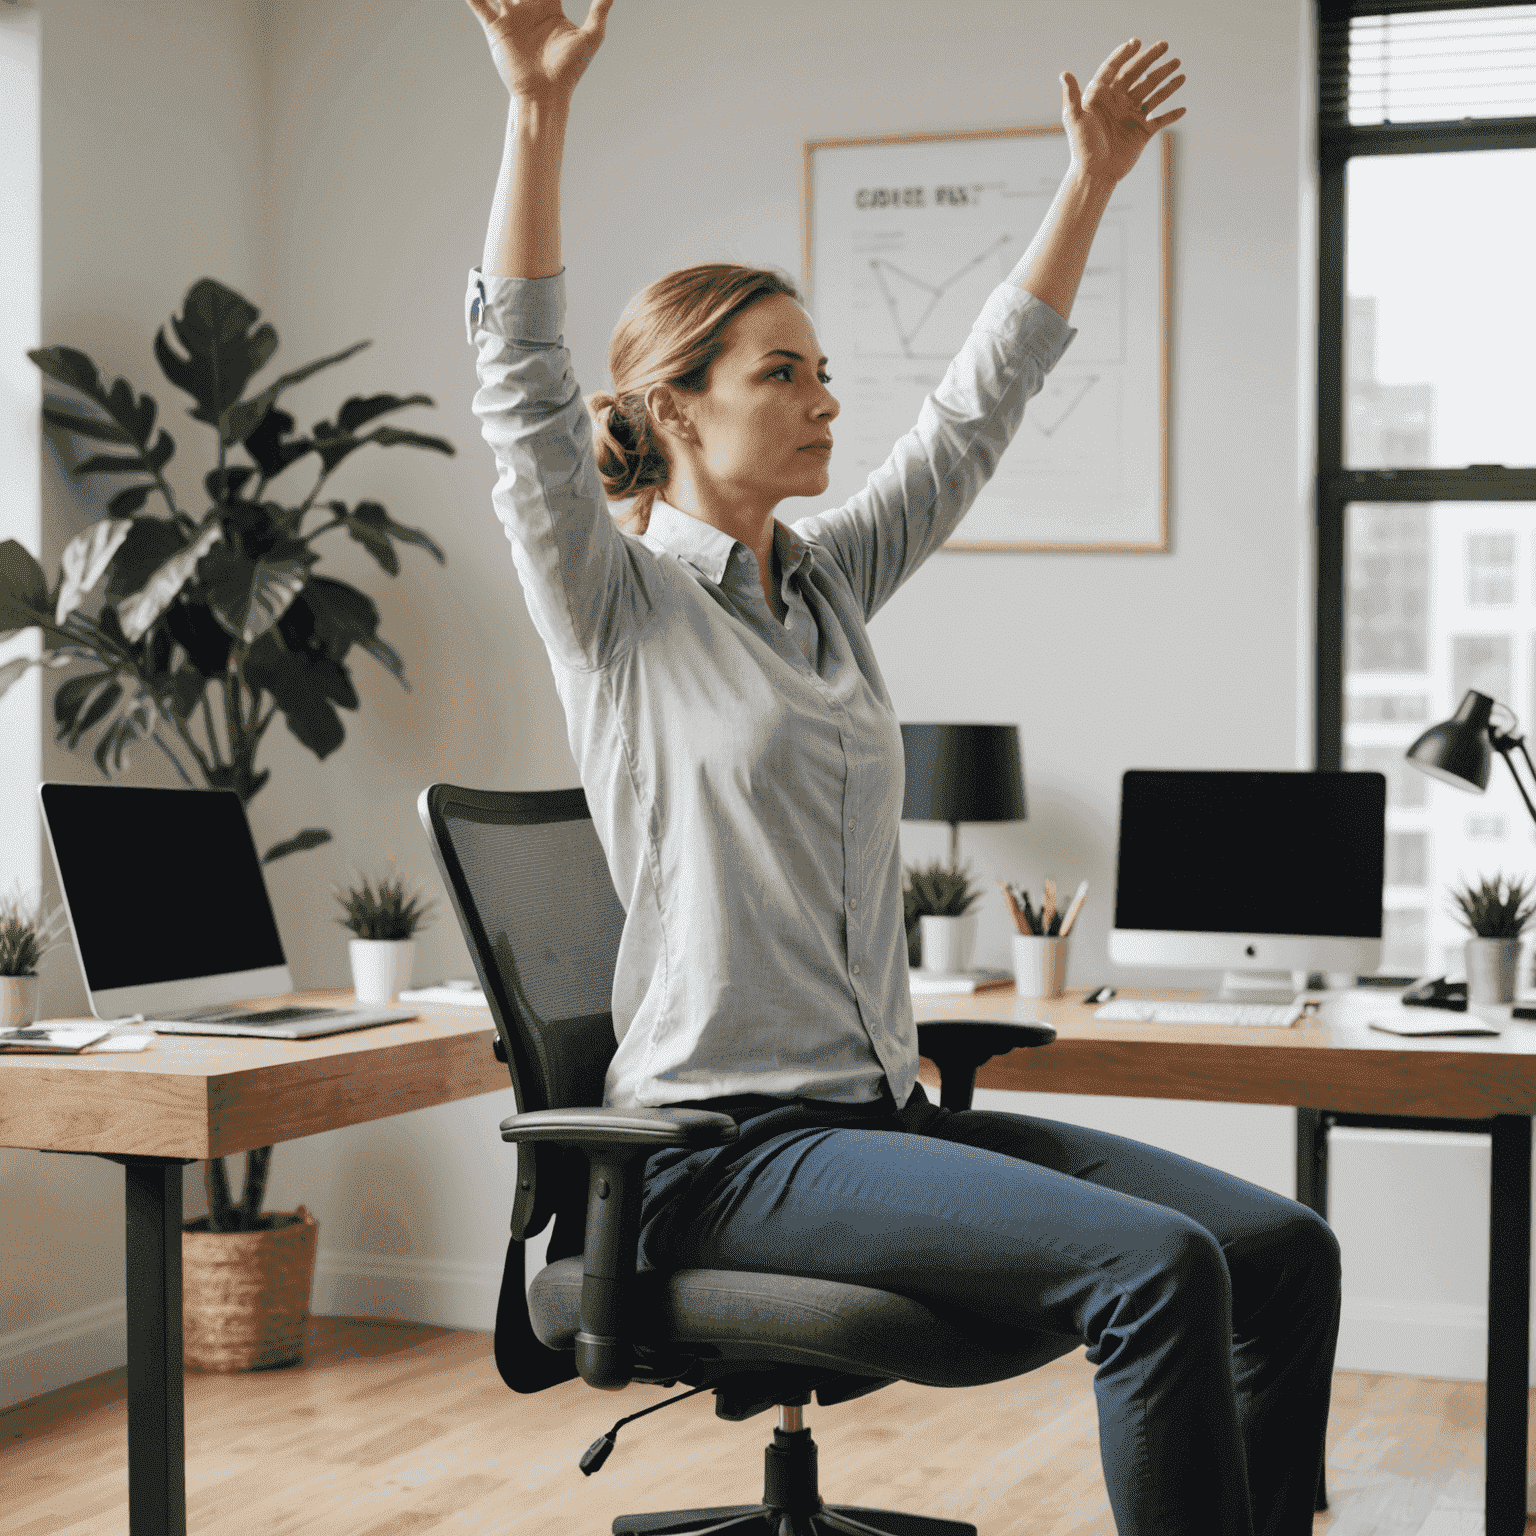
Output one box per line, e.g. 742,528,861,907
1041,878,1057,935
1059,880,1090,937
1000,881,1030,936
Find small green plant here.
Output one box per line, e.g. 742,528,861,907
0,891,69,977
334,868,436,940
902,859,983,967
1449,872,1536,939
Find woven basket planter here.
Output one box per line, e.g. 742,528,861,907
182,1207,319,1372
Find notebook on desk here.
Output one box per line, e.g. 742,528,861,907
39,784,415,1039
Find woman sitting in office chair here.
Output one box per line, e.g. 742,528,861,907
463,3,1339,1532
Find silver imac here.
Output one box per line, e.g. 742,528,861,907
1108,770,1386,1001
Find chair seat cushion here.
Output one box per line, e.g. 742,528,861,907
529,1258,1078,1388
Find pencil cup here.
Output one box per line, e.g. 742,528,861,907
1012,935,1068,999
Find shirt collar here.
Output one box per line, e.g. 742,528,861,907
641,499,814,586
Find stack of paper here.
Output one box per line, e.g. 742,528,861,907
909,968,1014,997
398,980,489,1008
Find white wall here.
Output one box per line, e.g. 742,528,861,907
2,0,1516,1408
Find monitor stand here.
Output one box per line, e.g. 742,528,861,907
1203,969,1302,1005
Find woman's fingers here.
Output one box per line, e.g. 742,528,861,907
1091,37,1143,87
1148,105,1187,131
1140,75,1186,115
1114,39,1169,90
1061,69,1084,117
581,0,613,37
1132,57,1181,103
464,0,500,24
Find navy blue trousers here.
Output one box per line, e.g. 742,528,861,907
640,1084,1341,1536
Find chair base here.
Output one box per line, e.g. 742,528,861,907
613,1506,974,1535
612,1424,975,1536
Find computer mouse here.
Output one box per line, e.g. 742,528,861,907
1401,975,1468,1012
1084,985,1118,1004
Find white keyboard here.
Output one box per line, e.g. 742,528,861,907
1093,1000,1304,1027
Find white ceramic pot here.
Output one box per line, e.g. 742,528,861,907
1466,937,1521,1006
0,975,40,1028
919,914,978,974
1012,935,1069,1000
348,939,415,1006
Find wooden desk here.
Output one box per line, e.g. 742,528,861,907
0,991,507,1536
913,984,1536,1536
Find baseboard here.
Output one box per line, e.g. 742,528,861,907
0,1297,126,1413
311,1247,501,1332
1337,1295,1516,1383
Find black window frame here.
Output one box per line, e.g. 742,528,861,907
1314,0,1536,771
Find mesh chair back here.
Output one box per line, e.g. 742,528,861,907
419,784,625,1117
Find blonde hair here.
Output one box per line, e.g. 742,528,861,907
591,263,801,535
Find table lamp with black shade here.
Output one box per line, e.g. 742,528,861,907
1406,689,1536,1004
900,723,1027,870
1406,689,1536,825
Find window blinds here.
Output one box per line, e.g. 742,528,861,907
1324,3,1536,124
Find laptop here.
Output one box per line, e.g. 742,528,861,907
39,784,416,1039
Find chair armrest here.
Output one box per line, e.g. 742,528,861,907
500,1105,739,1149
916,1020,1057,1112
499,1106,736,1392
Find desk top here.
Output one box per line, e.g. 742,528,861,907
913,986,1536,1119
10,985,1534,1159
0,991,507,1159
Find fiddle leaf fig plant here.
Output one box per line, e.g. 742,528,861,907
0,277,452,864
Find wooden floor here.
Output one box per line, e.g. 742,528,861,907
1,1319,1531,1535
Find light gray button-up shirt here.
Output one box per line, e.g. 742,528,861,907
468,267,1073,1110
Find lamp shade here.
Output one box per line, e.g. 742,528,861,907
900,723,1026,824
1405,688,1495,792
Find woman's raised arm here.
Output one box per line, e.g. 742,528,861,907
466,0,614,280
1012,37,1186,320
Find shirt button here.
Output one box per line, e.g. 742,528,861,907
848,897,857,909
851,963,861,976
848,818,857,831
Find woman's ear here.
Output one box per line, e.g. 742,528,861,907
646,384,696,447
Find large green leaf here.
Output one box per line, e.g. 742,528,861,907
29,350,159,448
243,634,353,759
336,393,434,433
71,430,175,481
0,540,51,631
41,400,135,445
337,500,446,575
56,519,134,623
164,598,233,677
106,485,153,517
221,341,370,448
0,656,35,704
262,827,333,864
299,576,380,660
104,519,188,603
118,522,222,642
309,422,455,476
241,407,312,480
154,279,278,429
200,544,311,644
165,661,206,720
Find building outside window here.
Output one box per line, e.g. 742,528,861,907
1320,1,1536,979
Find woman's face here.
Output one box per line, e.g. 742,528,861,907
665,293,841,508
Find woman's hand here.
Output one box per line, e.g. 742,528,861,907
1061,38,1186,186
466,0,613,103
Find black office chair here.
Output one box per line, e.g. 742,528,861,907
419,782,1065,1536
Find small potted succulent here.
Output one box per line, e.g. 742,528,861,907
903,859,984,973
0,892,70,1027
335,867,435,1005
1450,872,1536,1006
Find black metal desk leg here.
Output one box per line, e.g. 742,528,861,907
125,1160,186,1536
1294,1108,1331,1514
1485,1115,1531,1536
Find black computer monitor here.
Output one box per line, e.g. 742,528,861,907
1109,770,1386,997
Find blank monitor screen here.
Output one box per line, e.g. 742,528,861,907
42,785,286,991
1114,770,1386,938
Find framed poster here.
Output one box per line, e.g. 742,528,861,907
802,126,1171,552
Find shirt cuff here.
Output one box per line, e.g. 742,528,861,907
974,281,1078,373
465,266,566,346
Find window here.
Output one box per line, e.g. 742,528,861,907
1318,1,1536,977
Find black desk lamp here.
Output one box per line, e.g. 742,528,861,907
900,723,1027,869
1405,689,1536,827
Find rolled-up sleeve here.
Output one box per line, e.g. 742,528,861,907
468,267,661,671
797,286,1075,622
